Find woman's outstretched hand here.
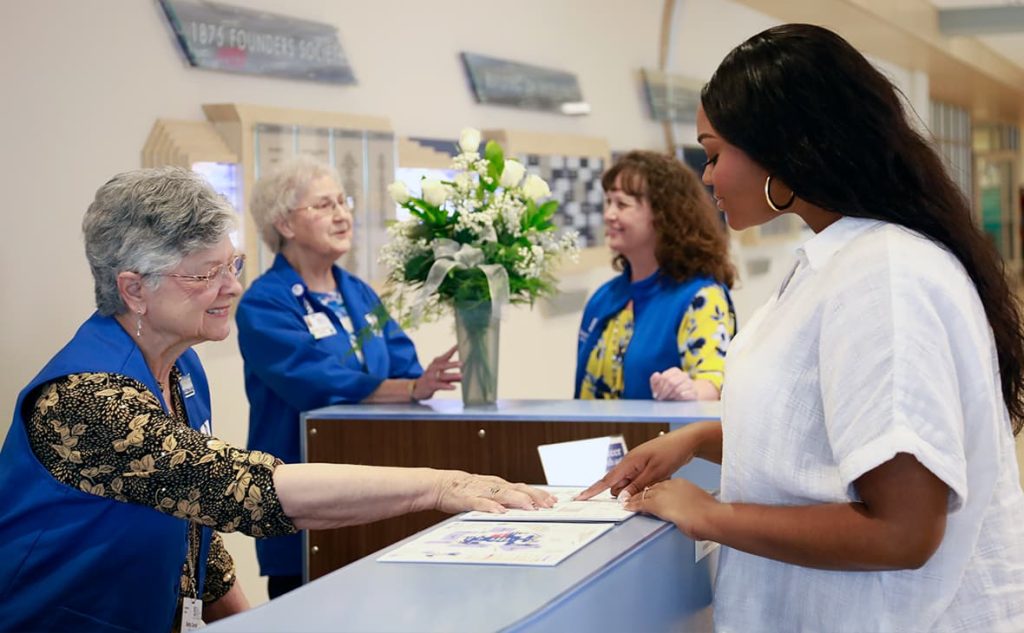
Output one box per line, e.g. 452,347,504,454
434,471,557,514
575,424,716,501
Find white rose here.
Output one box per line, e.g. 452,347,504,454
387,181,410,205
459,128,482,154
522,174,551,202
421,180,449,207
499,160,526,189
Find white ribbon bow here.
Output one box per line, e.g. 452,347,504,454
417,238,509,320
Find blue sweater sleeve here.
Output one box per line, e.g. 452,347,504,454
236,288,385,411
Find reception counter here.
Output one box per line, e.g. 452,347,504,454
207,513,716,632
299,399,721,580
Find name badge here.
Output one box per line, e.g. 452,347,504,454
181,596,203,632
304,312,337,339
180,374,196,399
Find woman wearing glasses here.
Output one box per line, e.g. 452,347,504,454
0,167,553,632
236,156,465,598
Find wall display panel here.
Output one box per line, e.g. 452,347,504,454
296,127,331,164
365,132,397,283
200,104,394,285
331,129,366,276
253,124,295,180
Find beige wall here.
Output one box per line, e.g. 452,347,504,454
0,0,785,607
2,0,1018,609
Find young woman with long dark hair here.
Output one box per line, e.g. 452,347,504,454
580,24,1024,631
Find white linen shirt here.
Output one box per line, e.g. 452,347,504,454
714,217,1024,632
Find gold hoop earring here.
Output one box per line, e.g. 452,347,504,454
135,310,143,338
764,175,795,212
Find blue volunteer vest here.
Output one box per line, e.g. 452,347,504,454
0,312,214,632
575,271,726,399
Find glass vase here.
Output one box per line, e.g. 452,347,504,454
454,300,500,406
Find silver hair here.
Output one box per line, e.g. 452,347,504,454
250,155,342,253
82,166,237,316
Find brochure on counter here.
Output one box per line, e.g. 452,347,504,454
461,486,634,523
377,521,614,566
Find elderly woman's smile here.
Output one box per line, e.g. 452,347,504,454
141,238,243,347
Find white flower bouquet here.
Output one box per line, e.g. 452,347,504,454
380,128,579,404
381,128,579,328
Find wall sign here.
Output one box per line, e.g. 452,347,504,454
159,0,355,84
641,68,702,123
461,52,588,115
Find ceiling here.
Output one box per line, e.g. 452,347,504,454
930,0,1024,72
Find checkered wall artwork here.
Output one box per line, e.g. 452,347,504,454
518,154,605,248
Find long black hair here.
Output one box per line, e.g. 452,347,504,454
702,23,1024,434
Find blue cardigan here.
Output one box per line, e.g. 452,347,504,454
575,271,728,399
0,313,214,632
236,253,423,577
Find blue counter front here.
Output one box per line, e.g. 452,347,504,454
208,399,721,631
207,513,715,632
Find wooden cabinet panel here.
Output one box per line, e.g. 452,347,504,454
303,418,668,580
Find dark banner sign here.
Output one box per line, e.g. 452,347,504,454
461,52,588,115
642,69,702,123
159,0,355,85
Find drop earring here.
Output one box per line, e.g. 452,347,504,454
135,310,143,338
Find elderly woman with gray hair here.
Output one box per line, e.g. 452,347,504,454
236,156,464,598
0,167,553,632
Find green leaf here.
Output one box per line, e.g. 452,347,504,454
521,199,538,230
537,200,559,222
404,253,434,282
484,140,504,188
484,140,504,173
407,198,444,226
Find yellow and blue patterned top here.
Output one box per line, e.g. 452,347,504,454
579,284,735,399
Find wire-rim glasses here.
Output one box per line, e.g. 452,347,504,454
291,193,355,216
155,254,246,288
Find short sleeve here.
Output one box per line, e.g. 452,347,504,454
818,262,968,511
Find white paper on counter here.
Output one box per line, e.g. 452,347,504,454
461,486,634,523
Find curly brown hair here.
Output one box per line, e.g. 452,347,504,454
602,150,736,288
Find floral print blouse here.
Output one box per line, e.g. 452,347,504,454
27,370,297,603
580,285,735,399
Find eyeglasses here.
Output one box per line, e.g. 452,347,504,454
154,254,246,288
292,193,355,216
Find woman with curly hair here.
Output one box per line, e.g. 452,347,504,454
574,150,737,401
